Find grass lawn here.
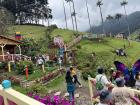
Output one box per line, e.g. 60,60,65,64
7,25,85,42
51,29,86,43
77,38,140,69
7,25,46,40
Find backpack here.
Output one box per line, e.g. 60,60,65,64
96,76,104,91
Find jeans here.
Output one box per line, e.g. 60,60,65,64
68,91,74,102
67,83,75,102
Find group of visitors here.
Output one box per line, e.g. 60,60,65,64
65,66,82,103
94,67,139,105
115,48,127,57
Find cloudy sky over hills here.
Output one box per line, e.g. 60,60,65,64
49,0,140,31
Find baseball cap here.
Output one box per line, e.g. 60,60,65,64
115,78,125,87
100,89,112,102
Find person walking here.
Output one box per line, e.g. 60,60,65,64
70,66,82,88
65,70,75,103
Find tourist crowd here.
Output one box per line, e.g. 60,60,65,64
94,67,140,105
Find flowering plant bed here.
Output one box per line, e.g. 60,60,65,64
27,92,72,105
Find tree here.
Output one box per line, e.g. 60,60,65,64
62,0,68,29
85,0,92,32
65,0,75,31
0,0,52,25
66,0,78,32
121,0,130,35
115,13,122,24
97,0,105,35
106,15,113,35
0,7,14,34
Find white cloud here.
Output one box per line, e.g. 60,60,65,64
48,0,140,31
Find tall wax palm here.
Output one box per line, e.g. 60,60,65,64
121,0,130,35
66,0,78,32
62,0,68,29
115,13,122,24
85,0,92,32
65,0,75,31
97,0,105,35
71,0,78,32
106,15,113,35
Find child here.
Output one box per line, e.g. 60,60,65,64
70,67,82,88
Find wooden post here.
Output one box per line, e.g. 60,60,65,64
64,44,67,65
42,64,45,73
17,45,21,60
0,44,6,61
88,76,94,105
8,62,11,72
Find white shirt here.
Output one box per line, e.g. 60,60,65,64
95,74,110,89
37,58,44,65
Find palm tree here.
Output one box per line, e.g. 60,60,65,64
62,0,68,29
121,0,130,35
85,0,92,32
106,15,113,36
66,0,78,32
71,0,78,32
115,13,122,24
97,0,105,35
65,0,75,31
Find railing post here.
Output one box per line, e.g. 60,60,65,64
2,80,11,105
88,75,94,105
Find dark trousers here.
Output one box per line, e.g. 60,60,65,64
73,75,81,85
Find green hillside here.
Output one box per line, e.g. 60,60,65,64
7,25,84,42
130,29,140,40
76,38,140,71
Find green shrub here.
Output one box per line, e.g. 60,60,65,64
82,70,96,80
30,84,48,95
16,61,34,75
76,45,82,49
0,62,7,70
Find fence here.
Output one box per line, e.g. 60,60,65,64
88,76,140,105
0,84,45,105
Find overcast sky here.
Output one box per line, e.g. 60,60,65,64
48,0,140,32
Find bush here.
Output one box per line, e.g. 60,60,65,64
0,62,7,70
30,84,48,95
76,45,82,49
82,70,96,80
16,61,34,75
47,24,58,31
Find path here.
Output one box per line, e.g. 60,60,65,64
73,70,91,105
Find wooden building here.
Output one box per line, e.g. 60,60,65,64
0,35,22,61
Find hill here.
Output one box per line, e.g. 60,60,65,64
76,38,140,73
7,25,84,42
90,11,140,35
130,29,140,40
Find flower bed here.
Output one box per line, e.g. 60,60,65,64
27,92,71,105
